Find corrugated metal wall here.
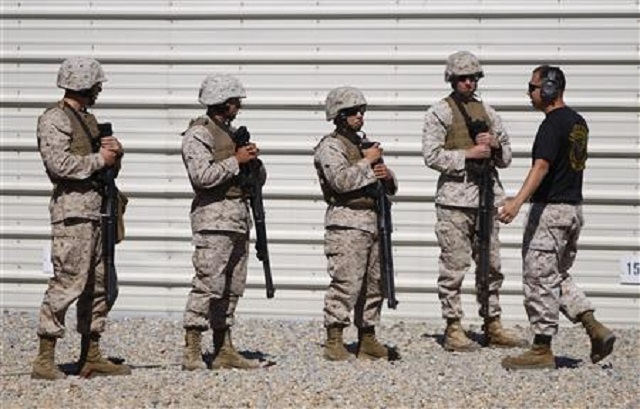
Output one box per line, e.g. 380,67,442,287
1,0,639,325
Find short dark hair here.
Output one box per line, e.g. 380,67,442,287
533,65,566,91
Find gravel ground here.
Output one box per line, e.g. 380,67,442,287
1,310,638,409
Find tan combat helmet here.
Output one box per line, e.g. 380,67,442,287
198,73,247,106
324,86,367,121
57,57,107,91
444,51,484,82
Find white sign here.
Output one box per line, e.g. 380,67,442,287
619,254,640,285
43,245,53,276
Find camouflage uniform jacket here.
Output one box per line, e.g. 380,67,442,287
314,132,398,234
422,98,512,208
182,116,266,237
37,102,107,223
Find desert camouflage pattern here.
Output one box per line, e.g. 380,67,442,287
324,86,368,121
182,114,268,330
56,57,107,91
315,130,396,328
314,134,397,232
38,105,106,223
435,206,504,319
444,51,483,82
37,220,108,337
181,119,251,234
183,232,249,330
323,228,383,328
422,99,511,208
198,73,246,106
522,203,593,336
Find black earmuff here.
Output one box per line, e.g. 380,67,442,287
541,68,560,102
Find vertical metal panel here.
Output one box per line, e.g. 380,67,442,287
1,0,639,325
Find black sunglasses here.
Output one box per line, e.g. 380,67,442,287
456,74,481,83
528,83,542,93
341,105,367,117
227,97,243,107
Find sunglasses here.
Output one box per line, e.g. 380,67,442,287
456,74,481,83
227,98,243,107
528,83,542,93
341,105,367,117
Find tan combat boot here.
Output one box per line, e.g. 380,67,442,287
211,328,259,370
323,326,352,361
484,317,529,348
357,327,389,360
79,334,131,378
580,311,616,364
181,329,206,371
443,319,480,352
501,343,555,370
31,336,67,380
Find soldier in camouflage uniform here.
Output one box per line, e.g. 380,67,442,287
33,57,131,380
181,73,266,370
314,86,398,361
500,66,615,370
422,51,527,352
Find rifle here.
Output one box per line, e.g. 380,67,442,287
233,126,275,299
96,122,119,309
361,141,398,309
467,120,493,326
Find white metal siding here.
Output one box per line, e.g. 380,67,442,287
1,0,639,325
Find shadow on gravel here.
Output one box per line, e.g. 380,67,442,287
420,331,444,346
202,350,276,368
555,356,582,369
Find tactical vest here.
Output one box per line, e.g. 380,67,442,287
44,101,102,188
317,132,375,209
187,116,245,200
444,96,490,150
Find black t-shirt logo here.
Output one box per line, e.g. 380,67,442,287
569,124,588,171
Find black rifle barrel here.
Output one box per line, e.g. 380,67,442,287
248,169,275,299
376,182,398,309
476,160,492,320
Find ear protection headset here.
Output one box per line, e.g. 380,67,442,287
541,67,560,102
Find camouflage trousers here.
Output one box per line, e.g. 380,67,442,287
323,228,383,328
38,219,108,338
522,203,593,336
183,231,249,330
435,205,504,319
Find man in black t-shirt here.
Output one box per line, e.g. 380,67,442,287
498,65,615,370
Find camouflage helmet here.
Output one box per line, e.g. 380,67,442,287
324,86,367,121
198,73,247,106
444,51,484,82
56,57,107,91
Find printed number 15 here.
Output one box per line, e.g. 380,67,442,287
627,262,640,276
